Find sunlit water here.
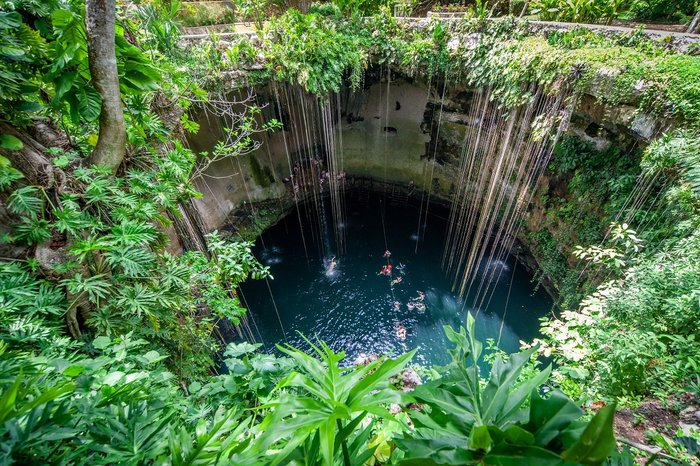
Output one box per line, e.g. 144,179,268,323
239,191,552,366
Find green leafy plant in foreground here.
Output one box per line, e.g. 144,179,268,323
248,338,416,465
396,314,617,465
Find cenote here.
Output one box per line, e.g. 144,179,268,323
239,189,553,366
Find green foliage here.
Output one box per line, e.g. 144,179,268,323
0,333,262,465
530,0,635,23
395,314,617,465
526,136,649,305
260,9,369,94
181,232,270,323
0,1,162,126
250,338,415,464
201,6,700,131
629,0,697,22
179,1,237,27
0,141,272,378
3,3,697,463
331,0,392,16
132,0,183,53
542,131,700,402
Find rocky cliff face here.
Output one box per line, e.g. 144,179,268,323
187,65,666,296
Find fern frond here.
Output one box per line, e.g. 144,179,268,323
104,220,157,247
114,283,159,318
70,236,109,263
62,273,112,304
104,246,155,278
0,163,23,190
31,283,65,316
13,217,51,244
7,186,43,217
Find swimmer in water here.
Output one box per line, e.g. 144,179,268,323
415,302,426,312
407,302,415,311
379,264,393,276
383,250,391,258
391,276,403,286
393,301,401,311
396,262,406,272
396,324,407,340
416,291,425,301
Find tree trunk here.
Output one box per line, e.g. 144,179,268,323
85,0,126,173
688,10,700,34
170,200,210,254
519,0,529,17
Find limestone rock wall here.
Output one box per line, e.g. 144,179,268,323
187,67,666,293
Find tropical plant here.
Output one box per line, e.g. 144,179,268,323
530,0,635,23
395,314,617,465
249,338,416,464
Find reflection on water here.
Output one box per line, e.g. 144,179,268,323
239,192,552,366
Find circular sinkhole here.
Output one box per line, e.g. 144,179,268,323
238,189,552,366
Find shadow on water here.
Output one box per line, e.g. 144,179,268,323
238,190,552,367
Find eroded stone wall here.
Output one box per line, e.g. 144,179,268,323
187,67,666,295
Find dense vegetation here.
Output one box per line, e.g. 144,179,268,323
1,0,700,464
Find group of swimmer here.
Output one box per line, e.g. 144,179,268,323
407,291,426,312
378,251,407,287
392,291,425,313
377,250,426,341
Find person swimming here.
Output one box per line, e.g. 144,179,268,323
396,323,407,340
379,264,393,276
325,256,338,277
407,291,426,312
383,250,392,258
393,301,401,311
396,262,406,272
391,276,403,286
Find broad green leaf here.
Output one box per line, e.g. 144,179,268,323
482,346,540,425
78,86,101,122
53,71,76,102
529,389,584,446
503,425,536,446
483,444,564,466
63,365,85,377
223,376,238,394
224,341,262,357
0,374,22,423
0,134,23,151
103,371,125,386
561,403,617,465
469,425,492,451
0,12,21,30
142,350,164,364
93,335,111,349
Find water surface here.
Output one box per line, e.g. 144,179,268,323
239,191,552,366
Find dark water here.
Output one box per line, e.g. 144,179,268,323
239,191,552,366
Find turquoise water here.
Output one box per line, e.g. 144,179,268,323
239,191,552,366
